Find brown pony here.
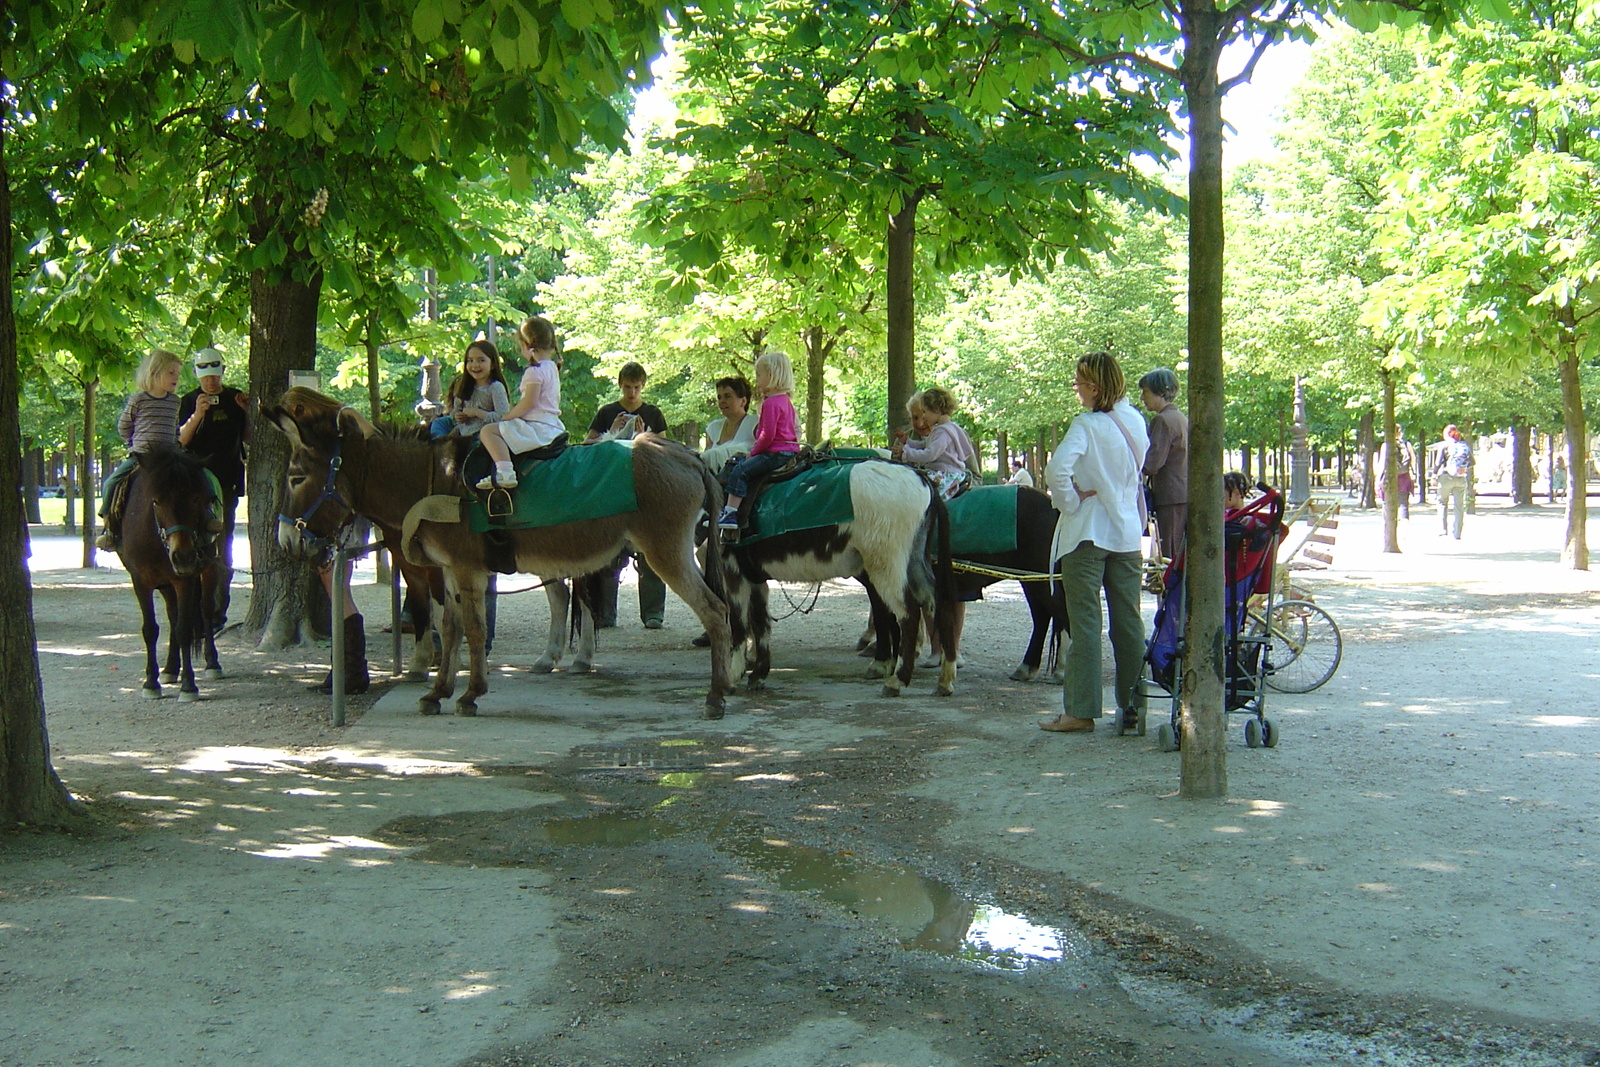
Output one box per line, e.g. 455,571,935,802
266,389,735,717
114,449,223,700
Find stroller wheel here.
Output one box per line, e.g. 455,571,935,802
1261,718,1279,748
1157,722,1179,752
1244,718,1263,748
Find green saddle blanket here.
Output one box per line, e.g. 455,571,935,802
945,485,1019,556
740,458,864,544
465,440,638,532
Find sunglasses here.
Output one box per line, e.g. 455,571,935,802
195,361,223,372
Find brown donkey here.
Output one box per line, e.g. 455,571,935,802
266,389,735,718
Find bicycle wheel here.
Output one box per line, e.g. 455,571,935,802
1263,600,1342,693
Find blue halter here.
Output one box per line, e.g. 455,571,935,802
278,431,348,554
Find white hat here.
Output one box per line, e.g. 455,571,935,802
193,348,225,375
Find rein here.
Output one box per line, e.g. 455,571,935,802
768,581,823,620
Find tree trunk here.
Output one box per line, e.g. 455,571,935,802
1509,419,1532,507
997,430,1008,481
243,259,325,647
1380,368,1400,553
804,325,830,445
1178,15,1227,800
1555,328,1588,569
64,424,77,533
364,314,390,587
885,193,919,441
80,377,98,568
0,106,85,829
1357,407,1377,510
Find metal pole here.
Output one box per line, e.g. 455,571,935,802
331,546,349,728
390,545,403,676
1289,377,1311,506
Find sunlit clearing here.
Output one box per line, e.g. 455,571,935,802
112,791,178,802
810,804,841,811
1528,716,1595,727
1246,800,1285,817
761,838,792,848
382,986,415,995
1212,825,1246,834
246,834,402,862
1040,771,1067,777
211,823,237,832
723,873,756,883
730,901,770,913
1410,861,1461,873
596,887,636,896
1005,826,1036,835
282,788,340,797
737,773,798,783
660,739,700,747
1356,882,1398,894
76,896,138,903
38,645,122,657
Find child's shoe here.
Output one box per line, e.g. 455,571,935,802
715,505,739,532
475,471,518,491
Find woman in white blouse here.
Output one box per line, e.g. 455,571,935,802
1040,351,1150,735
700,375,757,474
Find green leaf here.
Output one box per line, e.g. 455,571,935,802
561,0,595,31
413,0,445,43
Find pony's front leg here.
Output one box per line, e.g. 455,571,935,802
173,578,201,702
200,567,224,681
862,583,898,683
453,571,491,716
745,582,772,691
887,606,922,698
158,585,181,688
419,585,464,715
532,579,568,673
571,591,596,673
136,585,163,699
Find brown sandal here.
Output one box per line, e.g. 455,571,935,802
1039,715,1095,733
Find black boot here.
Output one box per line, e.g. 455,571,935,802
309,614,370,695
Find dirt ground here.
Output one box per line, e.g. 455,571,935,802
4,501,1599,1067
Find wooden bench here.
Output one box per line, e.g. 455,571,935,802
1280,496,1341,574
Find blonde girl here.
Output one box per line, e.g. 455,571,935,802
475,317,563,490
892,385,978,500
716,350,798,532
96,349,187,551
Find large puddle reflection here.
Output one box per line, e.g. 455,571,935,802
539,808,1089,973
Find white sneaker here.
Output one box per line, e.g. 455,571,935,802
716,506,739,531
476,471,517,491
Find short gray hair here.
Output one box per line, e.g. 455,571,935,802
1138,367,1179,401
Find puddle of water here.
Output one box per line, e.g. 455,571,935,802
540,804,1088,973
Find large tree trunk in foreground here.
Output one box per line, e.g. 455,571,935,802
243,259,325,647
0,100,85,829
1178,15,1227,800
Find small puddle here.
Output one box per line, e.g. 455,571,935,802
539,805,1091,974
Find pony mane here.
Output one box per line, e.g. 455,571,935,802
276,387,432,442
141,447,214,499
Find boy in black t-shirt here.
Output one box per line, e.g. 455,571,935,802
585,362,668,628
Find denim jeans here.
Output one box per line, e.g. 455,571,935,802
726,450,796,500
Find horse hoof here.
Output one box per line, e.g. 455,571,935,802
570,660,593,674
179,690,200,703
744,679,766,693
204,668,224,681
881,685,900,698
936,684,954,697
1008,665,1035,682
141,686,161,700
455,702,477,717
530,657,556,674
403,671,429,683
418,700,441,716
702,701,725,720
160,673,177,686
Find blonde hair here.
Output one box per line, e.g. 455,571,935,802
136,349,183,393
1076,351,1126,413
753,349,794,394
910,386,957,417
517,316,558,362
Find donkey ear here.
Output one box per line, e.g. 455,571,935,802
264,406,306,449
338,407,379,439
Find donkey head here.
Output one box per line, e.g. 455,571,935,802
265,388,377,561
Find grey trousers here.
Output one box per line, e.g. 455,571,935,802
1437,472,1468,538
1057,541,1146,720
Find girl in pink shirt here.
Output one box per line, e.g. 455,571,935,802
717,350,800,532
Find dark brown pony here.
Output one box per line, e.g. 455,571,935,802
115,449,223,700
267,389,735,717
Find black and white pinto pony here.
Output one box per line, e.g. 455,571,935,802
956,485,1068,682
724,460,957,696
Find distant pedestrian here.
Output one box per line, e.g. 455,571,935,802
1433,424,1473,540
1138,367,1188,558
1007,458,1034,487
